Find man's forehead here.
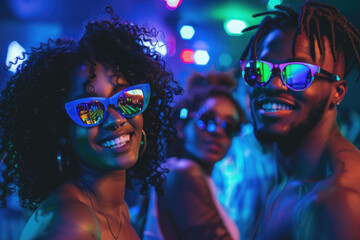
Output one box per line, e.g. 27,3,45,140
258,28,296,61
294,32,335,63
258,28,345,77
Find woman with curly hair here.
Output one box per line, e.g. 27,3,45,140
0,6,181,239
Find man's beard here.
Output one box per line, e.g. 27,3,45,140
253,98,328,154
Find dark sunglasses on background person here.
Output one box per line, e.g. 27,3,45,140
180,107,241,139
240,60,340,91
65,83,150,127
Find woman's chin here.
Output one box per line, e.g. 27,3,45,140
114,154,139,169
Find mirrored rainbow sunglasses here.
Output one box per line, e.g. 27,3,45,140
240,60,340,91
65,83,150,127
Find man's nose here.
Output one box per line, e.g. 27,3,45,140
263,70,288,92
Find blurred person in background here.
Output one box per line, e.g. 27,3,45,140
142,84,245,240
187,71,277,240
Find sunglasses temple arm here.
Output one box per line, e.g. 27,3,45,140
319,68,340,81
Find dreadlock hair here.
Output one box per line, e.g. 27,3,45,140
240,1,360,80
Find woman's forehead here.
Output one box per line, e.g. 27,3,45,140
68,63,128,98
201,96,239,120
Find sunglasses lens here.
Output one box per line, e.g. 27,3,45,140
196,111,213,130
197,111,239,138
283,64,313,90
221,122,240,138
117,89,145,116
243,61,271,87
206,120,217,133
76,101,105,125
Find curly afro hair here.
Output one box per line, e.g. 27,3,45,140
0,7,182,211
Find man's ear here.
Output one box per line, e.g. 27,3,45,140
176,121,185,139
333,80,347,106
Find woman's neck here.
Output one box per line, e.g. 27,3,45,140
76,165,127,212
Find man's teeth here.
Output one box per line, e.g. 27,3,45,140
102,134,130,149
261,102,293,112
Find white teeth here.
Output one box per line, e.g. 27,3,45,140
261,102,293,112
101,134,130,149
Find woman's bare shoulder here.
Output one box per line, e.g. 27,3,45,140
21,183,100,240
161,158,208,201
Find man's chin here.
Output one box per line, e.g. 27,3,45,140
254,128,282,144
254,128,303,155
254,126,298,144
251,96,328,151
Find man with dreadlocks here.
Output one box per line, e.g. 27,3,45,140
239,1,360,239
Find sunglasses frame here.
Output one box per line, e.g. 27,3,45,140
240,60,340,91
65,83,150,127
183,107,241,139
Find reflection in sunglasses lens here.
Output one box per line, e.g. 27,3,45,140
76,101,105,125
117,89,144,116
283,64,312,90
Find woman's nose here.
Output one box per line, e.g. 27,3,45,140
102,107,128,130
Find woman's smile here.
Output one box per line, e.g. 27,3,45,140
99,133,131,149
